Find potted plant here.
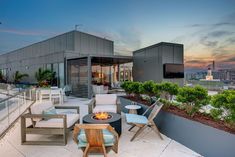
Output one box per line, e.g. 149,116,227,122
13,71,29,84
35,68,53,87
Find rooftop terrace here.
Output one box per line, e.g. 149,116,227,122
0,98,202,157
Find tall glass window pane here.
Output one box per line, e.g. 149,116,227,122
67,58,88,98
59,63,64,87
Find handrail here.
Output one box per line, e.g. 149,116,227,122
0,87,36,138
0,89,28,104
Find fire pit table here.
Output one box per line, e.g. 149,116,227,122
83,112,122,136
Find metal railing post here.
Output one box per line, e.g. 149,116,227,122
6,100,9,126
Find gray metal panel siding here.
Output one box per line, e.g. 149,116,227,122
74,31,113,55
161,44,184,85
0,31,75,82
133,42,184,86
133,46,162,82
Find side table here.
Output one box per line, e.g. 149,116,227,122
125,105,141,114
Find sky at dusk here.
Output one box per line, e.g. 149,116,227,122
0,0,235,71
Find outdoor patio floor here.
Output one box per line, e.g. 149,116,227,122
0,112,202,157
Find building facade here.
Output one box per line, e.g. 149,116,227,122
133,42,184,86
0,30,132,98
0,30,185,97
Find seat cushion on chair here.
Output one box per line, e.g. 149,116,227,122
30,101,54,122
126,114,148,124
93,105,117,113
35,113,79,128
95,94,117,105
77,129,115,147
56,109,77,114
43,107,57,115
31,101,54,114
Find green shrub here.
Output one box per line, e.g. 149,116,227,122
121,81,133,95
140,80,155,96
211,90,235,127
176,85,209,116
153,83,161,98
129,81,142,97
159,98,172,109
159,82,179,101
210,108,223,121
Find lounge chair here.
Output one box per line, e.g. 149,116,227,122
73,124,119,157
125,100,164,141
91,94,121,114
21,101,79,145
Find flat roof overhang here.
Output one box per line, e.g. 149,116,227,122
67,54,132,66
91,55,132,65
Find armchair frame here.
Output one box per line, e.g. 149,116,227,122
21,106,79,146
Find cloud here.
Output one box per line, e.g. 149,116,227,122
0,28,57,36
207,31,233,38
186,22,235,28
226,37,235,44
200,36,218,47
223,56,235,62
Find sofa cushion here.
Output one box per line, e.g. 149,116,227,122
30,101,53,122
95,94,117,105
35,113,79,128
93,105,117,113
77,129,115,147
31,101,53,114
55,109,77,114
43,107,57,115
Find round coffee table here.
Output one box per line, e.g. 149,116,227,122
125,105,141,114
83,112,122,135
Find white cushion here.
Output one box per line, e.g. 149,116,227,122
31,101,53,114
35,113,79,128
55,109,77,114
93,105,117,113
30,101,54,122
95,94,117,105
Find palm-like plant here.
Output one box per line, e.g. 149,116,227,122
0,70,4,82
35,68,53,87
13,71,28,83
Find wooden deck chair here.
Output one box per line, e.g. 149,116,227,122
125,100,164,141
73,124,119,157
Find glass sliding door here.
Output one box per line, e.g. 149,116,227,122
67,57,88,98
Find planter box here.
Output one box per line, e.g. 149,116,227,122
119,96,235,157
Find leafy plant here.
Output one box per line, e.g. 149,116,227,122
13,71,28,83
129,81,142,97
159,98,172,109
121,81,133,96
210,108,223,121
211,90,235,128
140,80,155,97
153,83,161,98
35,68,53,87
0,70,5,82
159,82,179,101
176,85,209,116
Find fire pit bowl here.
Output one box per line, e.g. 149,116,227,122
83,112,122,135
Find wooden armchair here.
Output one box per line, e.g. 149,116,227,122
21,101,79,145
90,94,121,114
73,124,119,157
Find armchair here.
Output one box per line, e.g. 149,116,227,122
21,101,79,145
91,94,120,114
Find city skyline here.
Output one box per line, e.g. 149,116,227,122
0,0,235,71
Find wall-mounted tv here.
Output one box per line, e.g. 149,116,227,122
163,63,184,78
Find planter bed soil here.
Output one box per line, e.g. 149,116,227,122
122,96,235,135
